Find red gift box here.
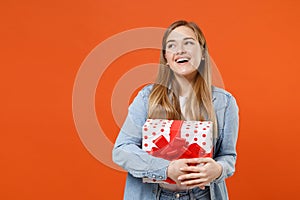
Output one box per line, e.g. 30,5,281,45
142,119,213,184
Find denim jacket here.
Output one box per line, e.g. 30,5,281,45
113,85,239,200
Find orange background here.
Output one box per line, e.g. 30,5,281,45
1,0,300,199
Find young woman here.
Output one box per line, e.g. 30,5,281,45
113,20,239,200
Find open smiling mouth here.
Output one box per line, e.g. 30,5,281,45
175,57,190,63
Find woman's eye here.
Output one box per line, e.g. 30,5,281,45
185,41,195,45
167,43,175,49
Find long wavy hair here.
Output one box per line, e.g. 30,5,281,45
148,20,218,138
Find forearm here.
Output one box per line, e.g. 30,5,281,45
112,116,170,180
113,140,170,179
213,95,239,183
213,155,236,183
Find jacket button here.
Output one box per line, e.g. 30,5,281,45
159,176,163,179
175,193,180,198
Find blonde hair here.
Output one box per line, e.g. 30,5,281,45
148,20,218,138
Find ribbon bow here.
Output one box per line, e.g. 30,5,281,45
147,120,211,184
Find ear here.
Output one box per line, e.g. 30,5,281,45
201,48,206,60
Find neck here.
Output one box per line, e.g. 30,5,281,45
174,72,197,96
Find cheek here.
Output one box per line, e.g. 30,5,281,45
164,52,173,62
192,57,201,67
191,48,202,64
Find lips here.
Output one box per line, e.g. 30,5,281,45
175,57,190,63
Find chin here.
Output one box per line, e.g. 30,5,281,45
175,70,197,77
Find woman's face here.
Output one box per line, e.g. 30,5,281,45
164,26,202,79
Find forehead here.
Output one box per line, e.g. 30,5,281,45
167,26,197,41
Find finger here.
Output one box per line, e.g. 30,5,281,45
199,186,205,190
178,158,194,163
184,182,209,189
185,157,212,164
179,166,201,172
180,178,208,186
178,172,205,181
198,182,210,189
196,157,212,163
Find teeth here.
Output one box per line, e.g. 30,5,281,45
176,58,189,63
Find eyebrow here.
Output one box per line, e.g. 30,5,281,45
166,37,196,44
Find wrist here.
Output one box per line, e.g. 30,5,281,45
215,163,223,179
167,160,175,178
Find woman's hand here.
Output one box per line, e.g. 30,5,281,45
167,159,191,184
177,158,222,189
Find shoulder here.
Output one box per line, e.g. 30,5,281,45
129,84,154,107
212,86,237,111
212,86,234,98
138,84,154,98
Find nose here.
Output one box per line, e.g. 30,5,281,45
175,43,186,55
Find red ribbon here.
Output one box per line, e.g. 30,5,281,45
147,120,212,184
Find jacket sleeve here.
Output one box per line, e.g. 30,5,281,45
213,95,239,183
112,87,170,181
